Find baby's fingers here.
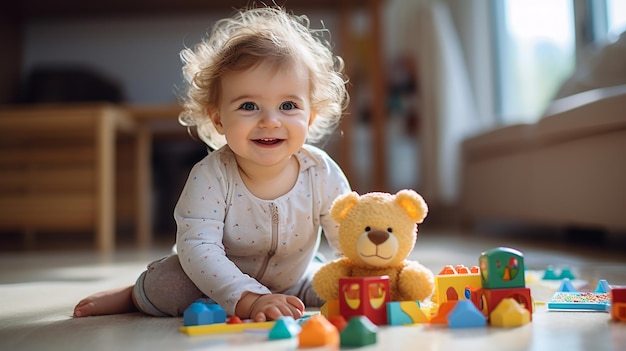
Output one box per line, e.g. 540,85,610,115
262,305,287,321
286,296,305,316
253,311,267,323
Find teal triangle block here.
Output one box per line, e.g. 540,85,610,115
557,278,577,292
594,279,610,293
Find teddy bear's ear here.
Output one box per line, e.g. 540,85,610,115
395,189,428,223
330,192,360,222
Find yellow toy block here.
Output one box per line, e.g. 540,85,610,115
490,298,530,327
434,265,481,304
387,301,430,325
180,321,275,336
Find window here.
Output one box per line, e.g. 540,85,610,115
607,0,626,41
493,0,626,124
494,0,575,123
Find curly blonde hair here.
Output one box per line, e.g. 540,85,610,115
178,6,349,150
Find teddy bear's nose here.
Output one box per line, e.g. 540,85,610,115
367,230,389,245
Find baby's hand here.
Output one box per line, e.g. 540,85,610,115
237,292,304,322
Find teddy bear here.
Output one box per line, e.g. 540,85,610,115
312,189,434,303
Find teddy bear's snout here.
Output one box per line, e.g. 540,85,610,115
367,230,389,245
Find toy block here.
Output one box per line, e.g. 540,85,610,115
227,316,242,324
434,269,481,304
419,300,439,317
447,300,487,328
340,316,378,348
610,287,626,322
557,278,578,292
469,287,532,320
479,247,525,289
320,299,340,319
490,298,531,327
438,265,457,275
298,314,339,348
542,265,559,280
559,267,576,280
430,301,457,324
297,314,313,326
548,292,611,311
328,315,348,332
437,264,479,275
595,279,611,293
455,265,470,274
268,316,302,340
339,276,390,325
183,301,226,326
180,321,275,336
387,301,429,325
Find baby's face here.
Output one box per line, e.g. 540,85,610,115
214,60,313,171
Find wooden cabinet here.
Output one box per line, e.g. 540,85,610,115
0,104,136,254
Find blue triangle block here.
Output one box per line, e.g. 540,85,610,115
447,300,486,328
594,279,611,293
557,278,577,292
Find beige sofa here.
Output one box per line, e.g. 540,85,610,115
460,84,626,232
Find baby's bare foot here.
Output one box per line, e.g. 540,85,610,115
73,285,137,317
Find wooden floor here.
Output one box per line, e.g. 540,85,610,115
1,225,625,351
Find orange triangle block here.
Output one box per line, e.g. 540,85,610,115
430,301,457,324
298,314,339,348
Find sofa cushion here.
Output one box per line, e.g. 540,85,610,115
462,123,535,161
537,84,626,144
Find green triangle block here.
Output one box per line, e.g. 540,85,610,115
340,316,378,347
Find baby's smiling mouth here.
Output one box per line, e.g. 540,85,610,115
254,138,283,145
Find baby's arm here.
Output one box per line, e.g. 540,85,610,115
236,292,304,322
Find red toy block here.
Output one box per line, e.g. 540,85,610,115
328,315,348,332
226,316,242,324
469,287,532,320
610,287,626,322
339,276,390,325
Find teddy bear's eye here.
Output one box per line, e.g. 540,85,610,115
365,226,371,232
387,228,393,233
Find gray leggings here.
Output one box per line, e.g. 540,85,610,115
132,255,324,316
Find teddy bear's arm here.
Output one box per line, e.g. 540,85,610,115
397,261,435,302
312,258,352,302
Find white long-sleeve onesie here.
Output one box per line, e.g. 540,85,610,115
175,144,350,315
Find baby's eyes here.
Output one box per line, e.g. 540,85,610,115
279,101,298,110
239,102,258,111
237,101,298,111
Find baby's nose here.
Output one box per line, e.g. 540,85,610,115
258,110,281,127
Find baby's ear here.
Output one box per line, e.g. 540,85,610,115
308,111,317,127
208,108,224,134
395,189,428,223
330,192,360,222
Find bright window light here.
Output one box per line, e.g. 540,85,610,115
495,0,575,123
607,0,626,41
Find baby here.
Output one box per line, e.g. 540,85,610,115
74,6,351,322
